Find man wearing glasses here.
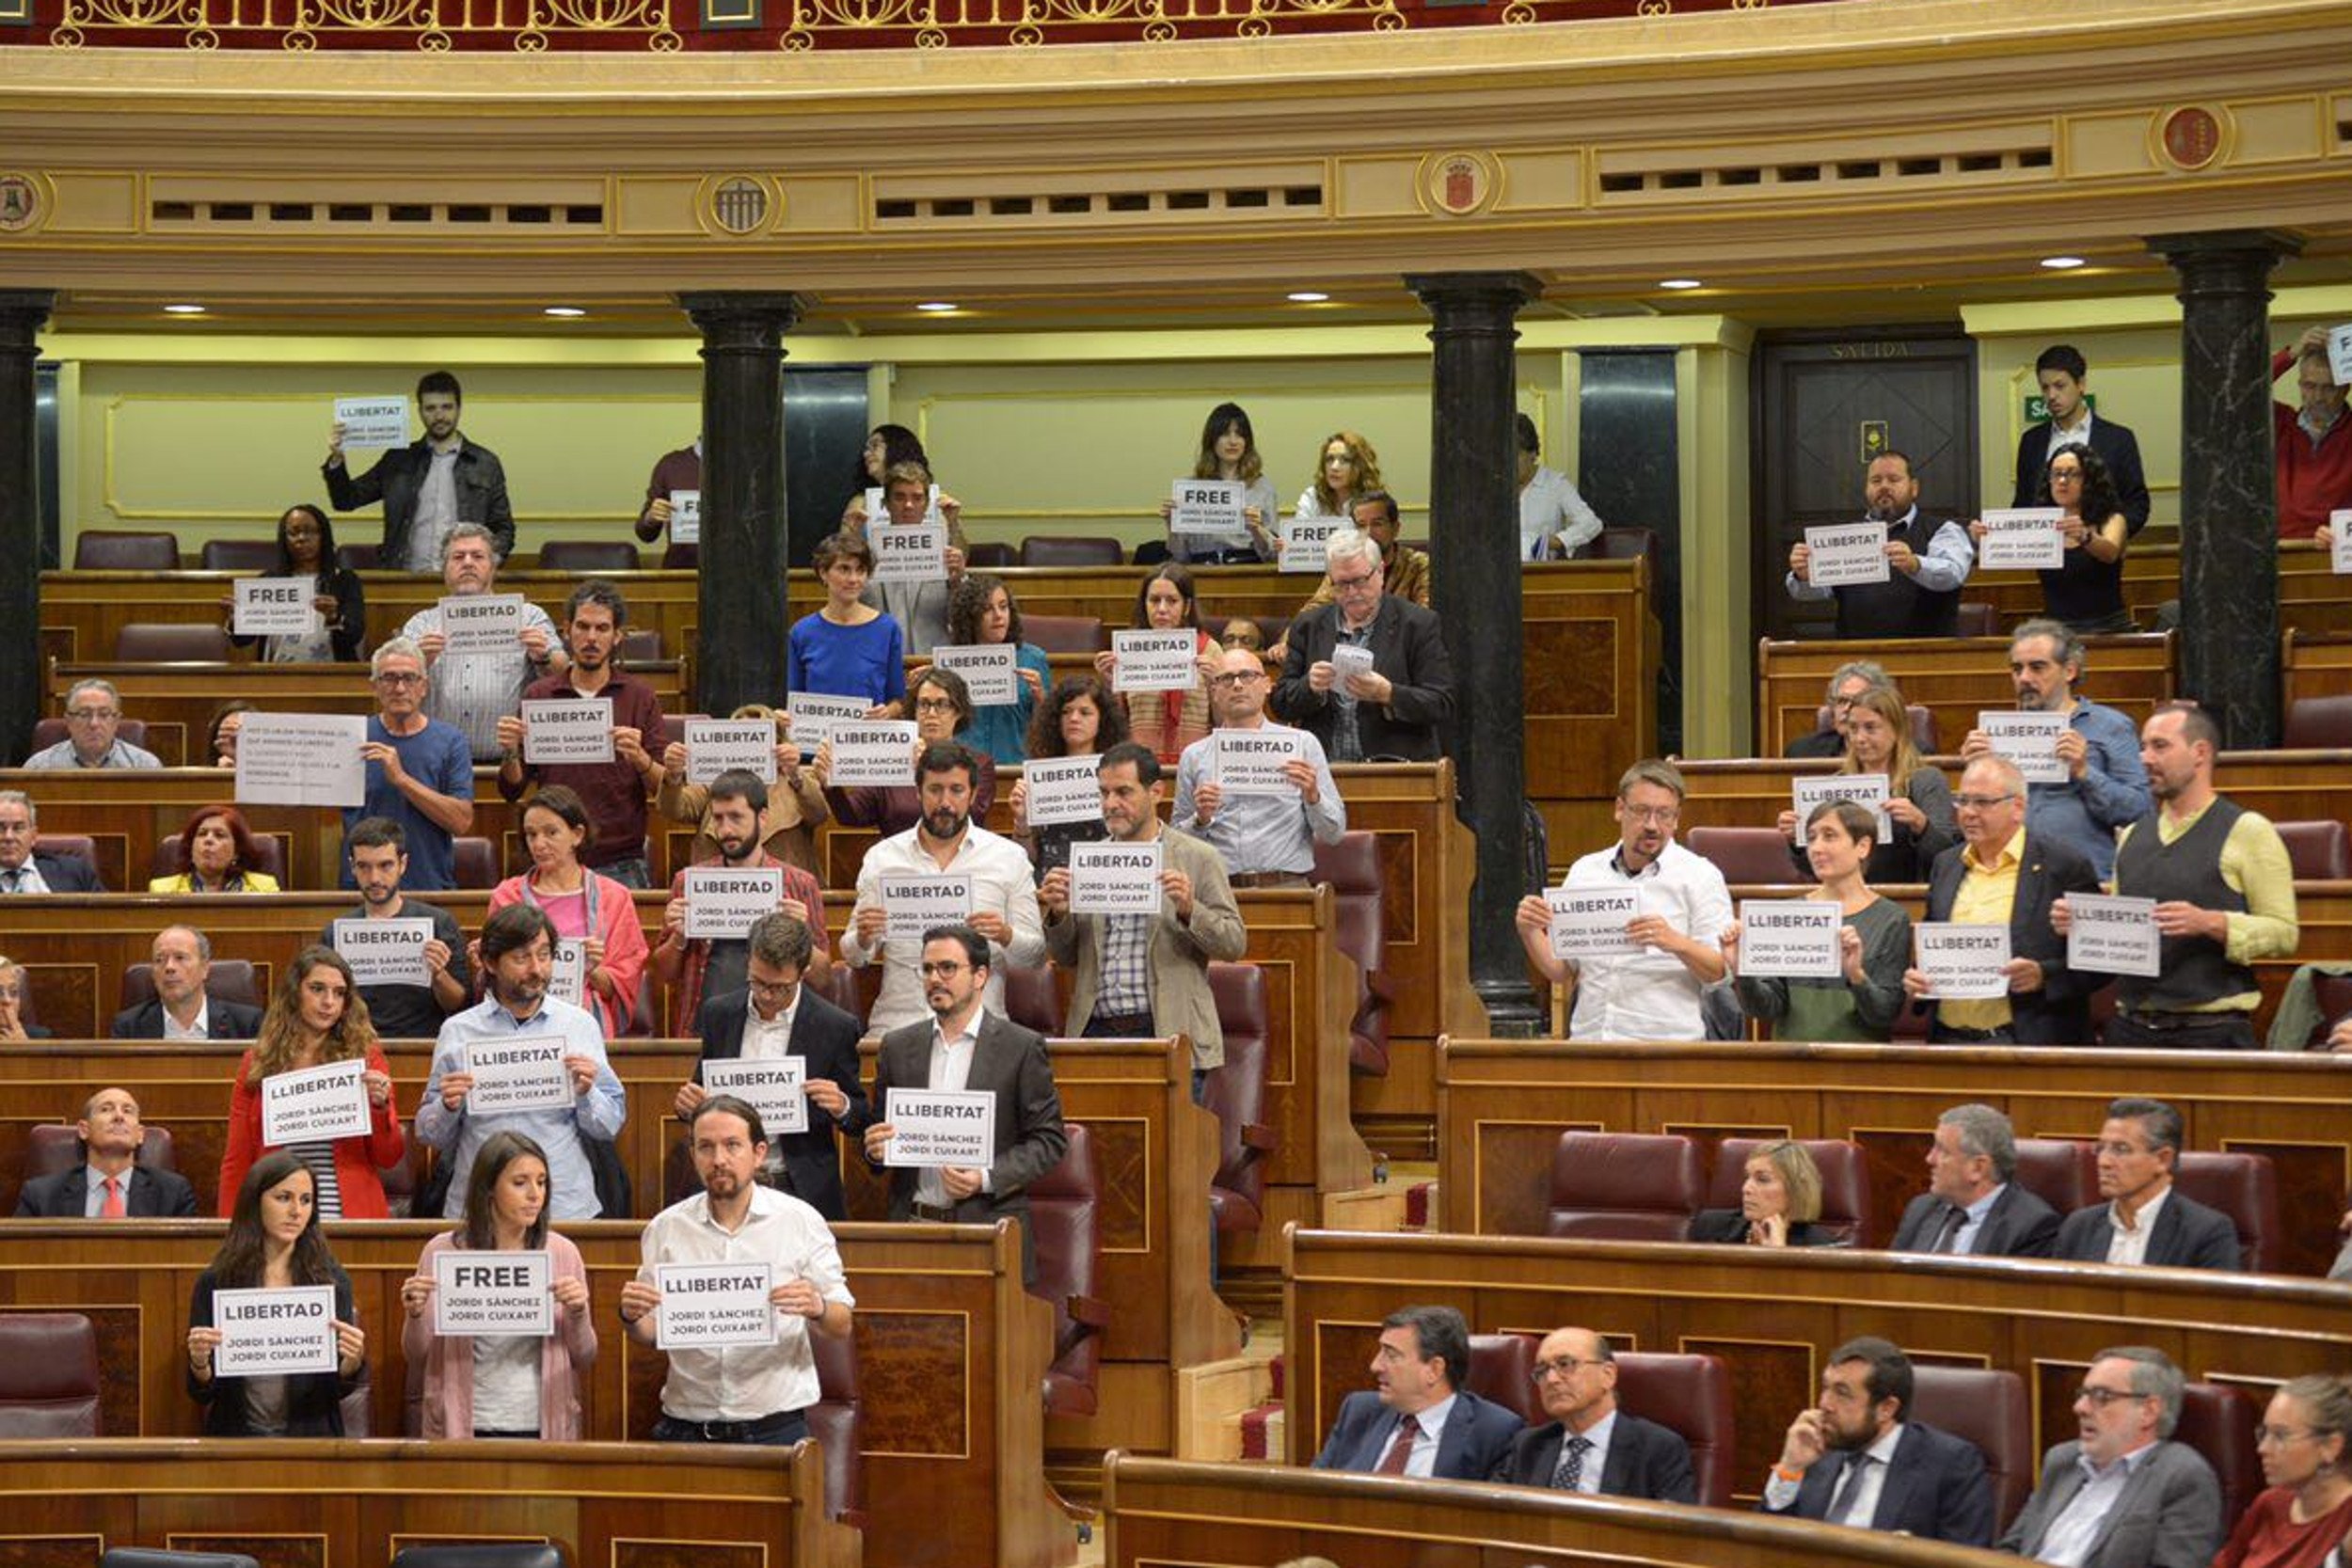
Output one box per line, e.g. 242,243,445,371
24,679,161,770
1998,1346,2220,1568
1272,526,1454,763
346,637,476,892
1496,1326,1696,1500
1173,647,1346,888
0,791,104,894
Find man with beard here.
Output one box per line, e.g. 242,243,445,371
1311,1304,1521,1480
1273,525,1455,763
653,769,828,1037
1999,1346,2221,1568
1960,620,2149,881
325,369,515,569
1784,451,1973,638
1887,1103,2060,1259
1514,759,1730,1042
1172,646,1345,886
398,523,567,762
1759,1335,1994,1544
842,740,1043,1037
1495,1326,1695,1500
853,460,968,657
346,637,476,893
12,1085,199,1217
2053,703,2297,1049
863,924,1065,1287
417,904,626,1220
319,816,473,1038
622,1094,852,1445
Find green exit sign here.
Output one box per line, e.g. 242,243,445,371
2025,392,2100,422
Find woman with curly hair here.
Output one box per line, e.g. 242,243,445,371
1295,429,1383,522
1011,673,1131,876
945,573,1053,765
1974,441,2137,634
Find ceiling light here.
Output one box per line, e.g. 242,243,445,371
915,302,959,313
2040,256,2087,271
1287,291,1330,304
163,303,206,315
544,306,586,318
1657,278,1704,291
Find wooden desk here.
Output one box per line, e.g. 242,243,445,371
1436,1039,2352,1275
0,1438,855,1568
1282,1228,2352,1495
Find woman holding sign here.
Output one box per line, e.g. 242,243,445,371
486,785,647,1037
150,804,282,894
839,423,960,531
1097,564,1223,765
1972,443,2136,635
1014,673,1129,876
944,574,1053,765
402,1130,597,1440
820,666,998,836
217,947,405,1218
1688,1141,1839,1247
1160,403,1279,565
185,1150,368,1435
1732,800,1913,1043
225,503,367,664
787,532,906,715
1776,686,1956,882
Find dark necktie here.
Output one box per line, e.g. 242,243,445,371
1375,1413,1420,1475
1549,1433,1594,1492
1931,1204,1968,1255
1828,1453,1878,1526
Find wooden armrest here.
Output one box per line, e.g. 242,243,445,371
1240,1122,1279,1152
1066,1292,1112,1331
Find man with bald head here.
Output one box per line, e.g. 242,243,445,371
1496,1326,1696,1499
13,1087,199,1216
109,926,263,1040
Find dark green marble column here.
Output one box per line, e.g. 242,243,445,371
0,291,56,766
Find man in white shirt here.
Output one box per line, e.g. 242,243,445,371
1172,646,1347,886
1999,1346,2221,1568
841,740,1045,1036
2051,1098,2240,1271
398,523,567,761
1516,414,1605,560
109,925,262,1039
1514,758,1731,1041
621,1093,853,1446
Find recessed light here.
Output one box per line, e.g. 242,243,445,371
1287,291,1330,304
2040,256,2087,271
544,306,586,318
915,302,959,313
163,303,206,315
1658,278,1704,291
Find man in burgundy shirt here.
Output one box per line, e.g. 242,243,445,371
2275,324,2352,539
497,578,669,888
651,768,827,1036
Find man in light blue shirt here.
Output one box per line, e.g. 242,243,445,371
1172,645,1345,885
417,902,626,1220
1960,620,2150,881
24,679,163,770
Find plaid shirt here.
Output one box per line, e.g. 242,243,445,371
1095,912,1153,1017
665,851,825,1036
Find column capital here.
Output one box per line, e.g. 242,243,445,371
675,291,808,346
1405,271,1544,324
2148,230,2302,295
0,290,56,345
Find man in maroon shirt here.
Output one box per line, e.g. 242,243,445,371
2275,324,2352,540
497,578,669,888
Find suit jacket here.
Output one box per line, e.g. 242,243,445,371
2012,417,2152,534
188,1264,361,1436
109,997,264,1040
25,851,103,893
14,1163,199,1218
1042,827,1246,1069
1498,1410,1697,1502
1890,1182,2061,1259
871,1009,1067,1286
2053,1190,2242,1271
695,984,870,1222
1915,833,2104,1044
1764,1420,1995,1545
1271,594,1455,762
1688,1210,1841,1247
1311,1387,1524,1481
1998,1438,2222,1568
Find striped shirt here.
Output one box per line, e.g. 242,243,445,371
287,1140,345,1219
401,598,563,761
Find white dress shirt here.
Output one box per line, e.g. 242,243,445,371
2034,1439,2158,1567
841,823,1045,1037
1557,1408,1617,1494
163,1001,211,1040
1518,465,1605,560
1764,1422,1903,1524
1394,1392,1455,1479
740,991,799,1061
2105,1186,2172,1266
1558,840,1733,1042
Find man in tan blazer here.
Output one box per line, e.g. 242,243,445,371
1041,740,1247,1099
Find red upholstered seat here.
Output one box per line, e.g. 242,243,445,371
30,719,151,756
998,961,1062,1037
151,832,289,886
964,542,1016,568
808,963,875,1028
1312,831,1393,1075
660,541,699,570
537,540,642,573
336,543,381,572
74,531,180,571
2282,694,2352,749
2172,1150,2277,1273
30,833,102,885
120,958,260,1011
1465,1332,1543,1426
1545,1131,1705,1241
1023,614,1105,655
1908,1364,2033,1532
452,836,501,891
1019,535,1124,567
809,1326,866,1527
1028,1122,1110,1418
1955,602,1999,638
2309,973,2352,1048
1204,961,1277,1237
200,539,284,572
1617,1352,1738,1509
2275,820,2351,879
1686,825,1803,886
115,623,232,662
2011,1137,2098,1217
618,627,662,664
1706,1137,1871,1246
26,1120,179,1180
0,1312,102,1436
2176,1382,2264,1535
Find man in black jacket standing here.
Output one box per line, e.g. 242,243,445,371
1273,524,1454,762
2010,344,2151,532
325,369,514,569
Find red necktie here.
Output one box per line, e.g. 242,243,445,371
1375,1413,1420,1475
101,1175,125,1218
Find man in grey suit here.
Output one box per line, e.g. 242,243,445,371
863,923,1067,1288
1496,1326,1697,1502
2051,1099,2241,1271
1890,1103,2060,1259
1998,1346,2220,1568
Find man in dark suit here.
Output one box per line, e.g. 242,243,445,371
109,925,263,1040
0,790,105,894
2052,1098,2241,1271
863,923,1066,1288
0,958,53,1040
1272,519,1454,763
1902,756,2104,1044
1497,1326,1696,1501
1999,1346,2221,1568
1759,1335,1994,1545
2010,344,2151,533
678,911,866,1223
1312,1304,1522,1481
1889,1103,2060,1259
13,1086,199,1217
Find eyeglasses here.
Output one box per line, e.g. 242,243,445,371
373,672,425,688
2074,1386,2146,1407
1329,569,1380,592
918,961,968,978
746,976,798,998
1620,805,1679,825
1530,1358,1606,1384
1953,794,2021,810
1209,672,1264,689
914,698,958,714
2255,1426,2317,1447
65,707,118,721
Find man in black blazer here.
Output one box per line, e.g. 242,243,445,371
1496,1326,1696,1501
1998,1346,2221,1568
678,911,867,1223
109,926,263,1040
1271,520,1454,763
13,1086,199,1217
1759,1335,1994,1545
1312,1304,1523,1481
0,790,105,894
2052,1098,2241,1271
863,923,1066,1288
2010,345,2151,533
1902,756,2104,1045
1889,1103,2060,1259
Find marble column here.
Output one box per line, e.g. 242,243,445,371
0,291,55,766
1406,270,1544,1037
677,291,804,718
2150,230,2300,747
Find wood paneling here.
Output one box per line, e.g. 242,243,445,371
1966,546,2349,643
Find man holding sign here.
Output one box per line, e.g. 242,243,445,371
1173,647,1346,886
2273,324,2352,539
1959,621,2149,880
634,436,702,548
398,524,566,762
346,638,476,894
322,817,474,1038
1273,526,1455,764
653,770,828,1037
621,1095,853,1446
853,460,968,657
1784,451,1973,638
324,369,515,570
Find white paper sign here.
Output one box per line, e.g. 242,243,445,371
1979,709,2070,785
432,1249,554,1338
213,1285,340,1377
332,917,433,988
2329,325,2352,387
869,522,947,585
549,939,587,1008
1915,922,2013,1001
880,872,974,952
684,865,787,941
684,719,778,785
1280,514,1343,574
1544,886,1641,961
1212,727,1308,796
703,1057,809,1137
1791,772,1892,842
2331,509,2352,575
464,1035,575,1115
2065,892,2161,977
1170,479,1249,543
521,699,614,766
787,692,871,752
437,594,526,657
1330,643,1376,684
234,577,318,638
931,644,1019,706
1070,839,1164,915
335,396,408,451
236,712,367,809
656,1261,777,1351
882,1087,997,1168
669,490,701,546
1975,508,2065,571
260,1058,373,1147
826,721,919,787
1803,523,1893,588
1111,628,1200,694
1022,755,1104,828
1737,899,1845,978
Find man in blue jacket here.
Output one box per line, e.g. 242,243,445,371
1759,1335,1994,1544
1312,1304,1522,1481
